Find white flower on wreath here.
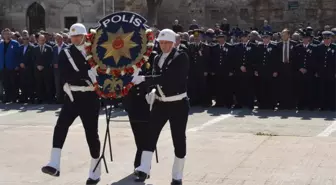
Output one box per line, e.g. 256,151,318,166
267,47,272,52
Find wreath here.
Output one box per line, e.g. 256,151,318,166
84,28,155,99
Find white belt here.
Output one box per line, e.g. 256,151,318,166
63,83,95,102
156,92,187,102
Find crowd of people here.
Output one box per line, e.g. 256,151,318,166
169,19,336,111
0,19,335,111
0,28,71,104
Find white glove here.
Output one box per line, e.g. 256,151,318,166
88,69,97,83
132,75,145,85
146,89,156,110
63,83,74,102
133,67,142,76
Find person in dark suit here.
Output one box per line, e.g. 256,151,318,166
212,31,234,108
0,28,20,103
33,34,54,103
18,35,35,103
132,29,189,185
234,30,257,109
172,20,183,33
292,32,317,110
175,33,188,53
255,31,281,109
277,28,298,110
53,33,68,103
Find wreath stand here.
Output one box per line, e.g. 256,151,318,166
92,98,159,173
93,98,121,173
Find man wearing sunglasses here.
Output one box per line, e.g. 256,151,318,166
18,35,35,103
316,31,336,111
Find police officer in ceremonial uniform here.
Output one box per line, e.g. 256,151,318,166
202,29,217,106
212,31,234,108
132,29,190,185
255,31,281,109
316,31,336,110
234,30,257,109
187,29,206,106
293,32,316,110
41,23,102,185
123,53,154,172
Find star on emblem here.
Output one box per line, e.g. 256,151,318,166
71,28,76,32
100,27,138,64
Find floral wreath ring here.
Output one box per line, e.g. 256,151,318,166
84,29,155,99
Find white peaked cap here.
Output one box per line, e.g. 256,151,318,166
157,29,176,43
69,23,87,36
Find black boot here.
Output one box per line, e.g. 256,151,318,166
86,178,100,185
41,166,60,177
134,171,150,182
171,179,182,185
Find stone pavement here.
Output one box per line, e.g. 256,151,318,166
0,103,335,185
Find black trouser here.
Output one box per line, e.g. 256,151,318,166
295,72,313,109
278,64,295,109
214,74,234,107
54,69,64,102
35,68,53,101
52,91,101,158
203,74,214,106
235,72,254,108
318,76,336,110
0,69,18,101
125,96,150,168
187,73,206,106
19,67,35,101
258,76,277,109
143,99,189,158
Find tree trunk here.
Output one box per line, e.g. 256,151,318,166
146,0,163,26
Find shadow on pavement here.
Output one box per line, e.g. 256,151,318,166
110,174,145,185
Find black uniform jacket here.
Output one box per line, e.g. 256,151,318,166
293,43,317,75
234,41,257,74
145,48,190,98
58,44,92,86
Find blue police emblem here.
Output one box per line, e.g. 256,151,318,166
88,11,154,99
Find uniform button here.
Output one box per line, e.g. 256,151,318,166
263,60,265,62
160,70,162,72
137,93,140,96
137,87,139,90
160,86,163,88
264,52,266,54
243,63,245,65
243,59,245,61
324,65,327,67
219,63,222,65
304,59,306,61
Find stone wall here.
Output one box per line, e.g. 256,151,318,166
0,0,335,33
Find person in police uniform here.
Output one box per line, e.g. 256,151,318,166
234,30,257,109
123,53,154,173
132,29,190,185
212,31,234,108
187,29,206,106
316,31,336,111
255,31,281,109
292,31,316,110
41,23,101,185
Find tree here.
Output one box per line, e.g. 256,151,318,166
146,0,163,26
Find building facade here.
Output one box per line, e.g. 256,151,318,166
0,0,335,33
